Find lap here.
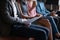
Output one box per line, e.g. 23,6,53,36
10,24,49,37
12,24,49,32
32,18,50,27
46,16,59,25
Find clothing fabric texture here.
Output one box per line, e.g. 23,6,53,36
36,1,59,34
0,0,49,40
27,1,37,17
11,24,49,40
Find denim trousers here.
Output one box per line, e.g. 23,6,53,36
46,16,59,40
10,24,49,40
46,16,59,34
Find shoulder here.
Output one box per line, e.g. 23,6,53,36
0,0,12,14
0,0,12,8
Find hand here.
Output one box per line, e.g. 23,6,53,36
50,11,58,17
24,21,31,26
35,14,43,17
51,13,58,17
54,14,58,17
21,15,34,19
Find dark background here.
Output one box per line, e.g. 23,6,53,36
46,0,58,5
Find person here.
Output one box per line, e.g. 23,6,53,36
0,0,49,40
18,0,53,40
36,0,60,39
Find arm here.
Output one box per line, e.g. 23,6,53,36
44,3,50,14
29,1,36,12
36,2,45,16
36,5,42,14
0,1,27,25
45,8,50,14
50,11,58,16
44,5,58,16
17,1,35,19
44,3,58,16
42,3,50,16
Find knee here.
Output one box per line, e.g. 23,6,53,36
40,30,49,39
44,19,50,23
45,28,50,36
49,16,53,19
41,28,49,38
44,28,50,37
47,16,54,21
43,27,50,34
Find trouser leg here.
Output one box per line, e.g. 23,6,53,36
46,16,59,34
46,16,59,40
53,17,59,26
11,24,49,40
55,17,60,32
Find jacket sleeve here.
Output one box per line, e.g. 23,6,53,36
36,4,43,14
0,1,25,25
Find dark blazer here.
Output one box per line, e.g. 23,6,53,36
0,0,24,36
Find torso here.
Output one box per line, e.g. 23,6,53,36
27,1,37,17
21,0,37,17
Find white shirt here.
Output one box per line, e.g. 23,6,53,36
12,1,18,18
58,0,60,6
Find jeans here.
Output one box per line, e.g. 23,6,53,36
46,16,59,34
10,24,49,40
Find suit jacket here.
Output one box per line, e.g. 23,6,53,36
36,1,50,16
0,0,25,36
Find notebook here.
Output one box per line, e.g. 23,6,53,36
22,15,42,23
27,15,42,23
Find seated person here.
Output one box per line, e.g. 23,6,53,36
18,0,53,40
36,0,60,39
0,0,49,40
36,0,58,17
